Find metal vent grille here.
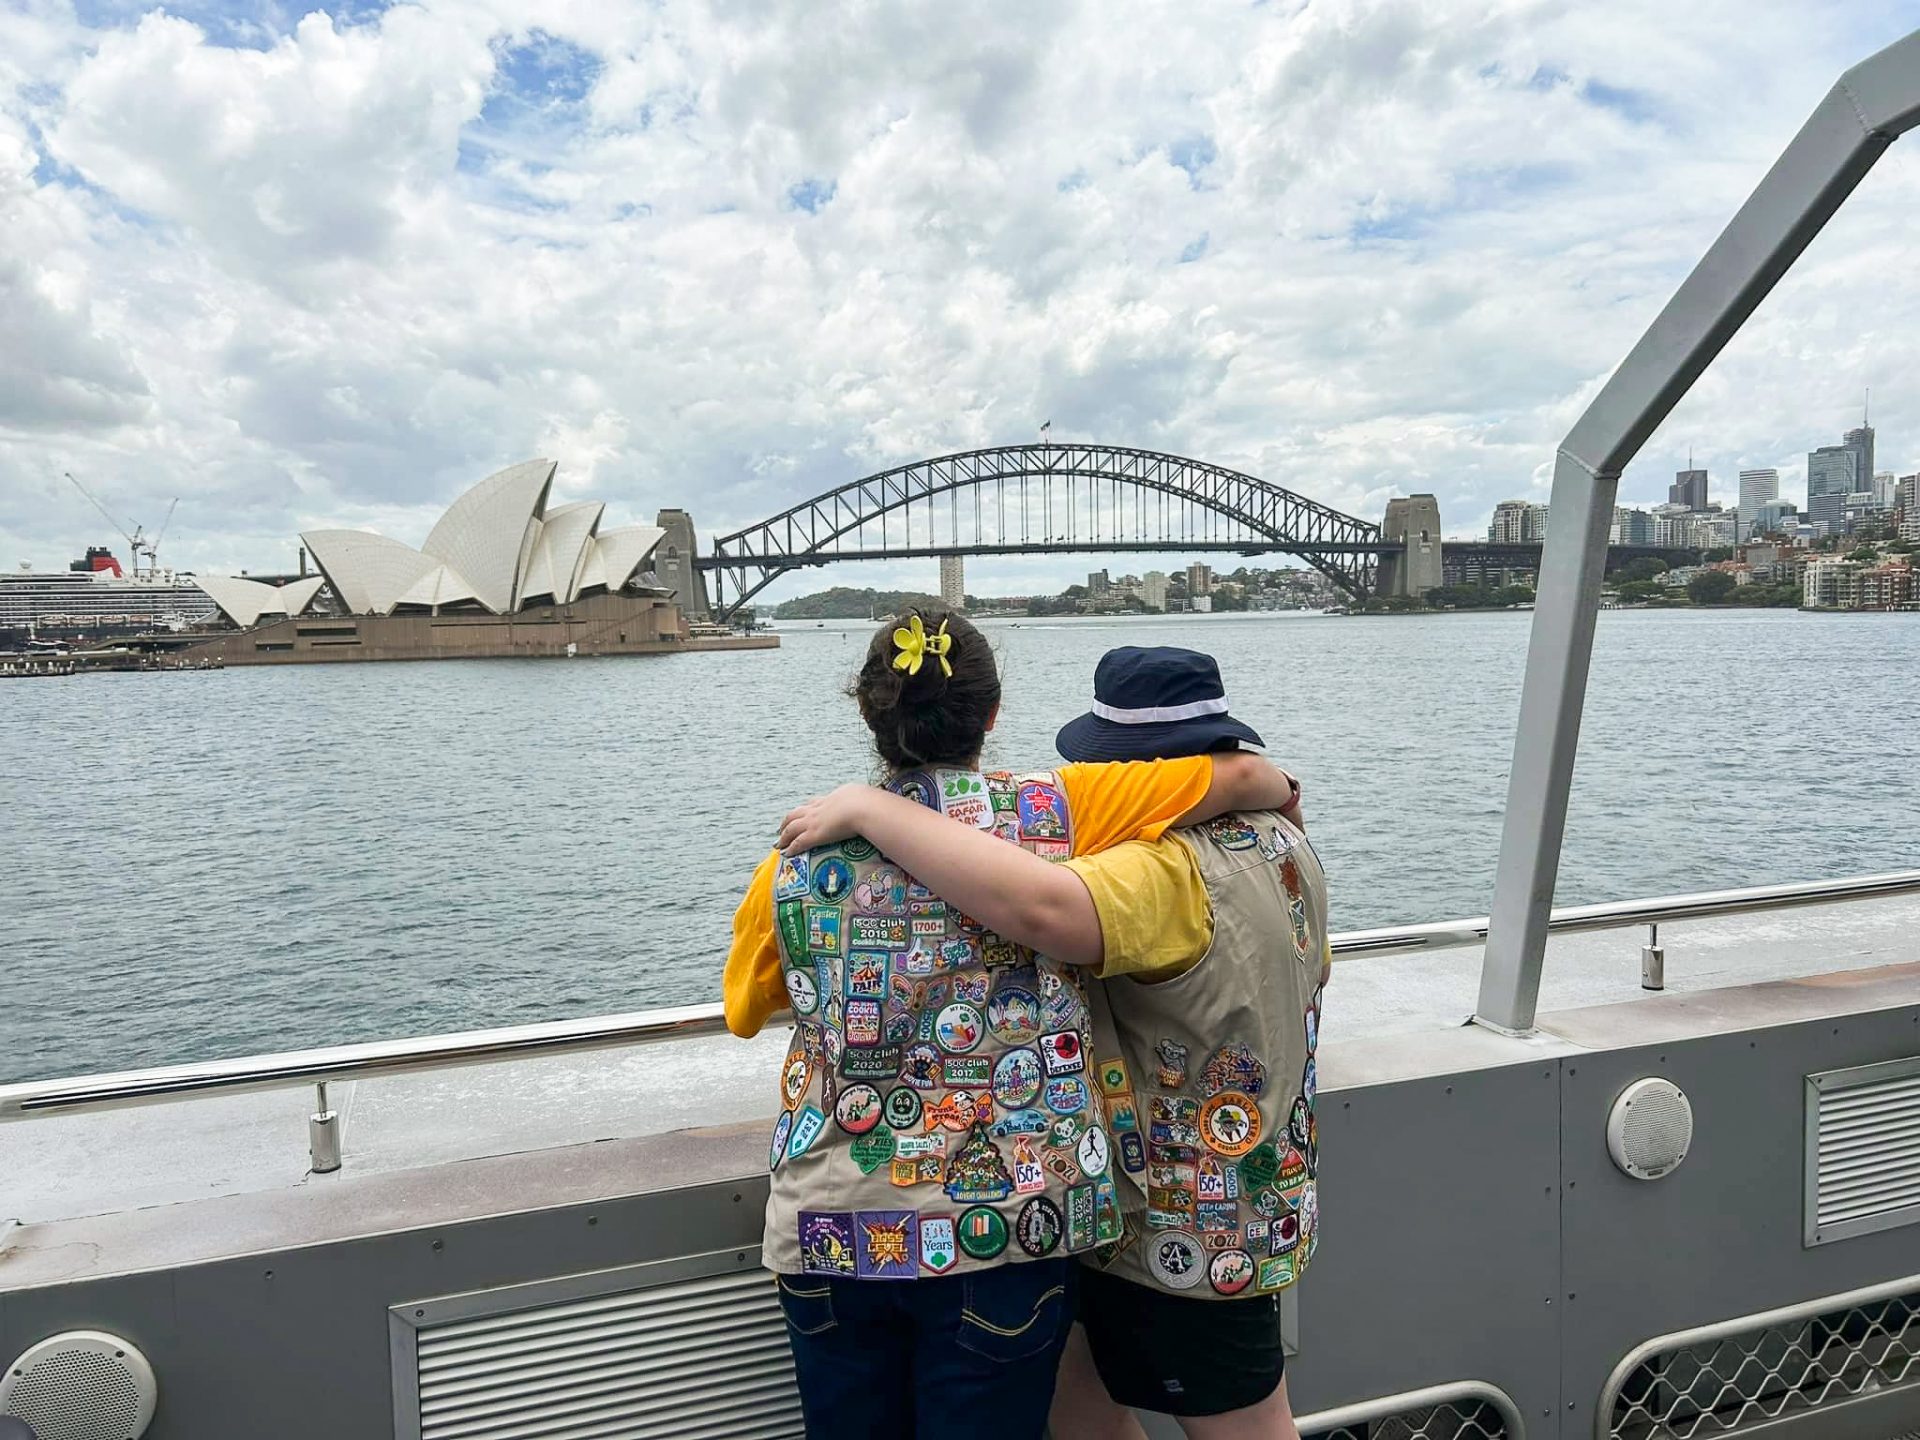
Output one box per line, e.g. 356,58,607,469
1601,1277,1920,1439
1300,1383,1522,1440
402,1258,802,1440
0,1332,156,1440
1806,1056,1920,1245
1305,1398,1511,1439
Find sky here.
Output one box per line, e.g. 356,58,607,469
2,0,1918,601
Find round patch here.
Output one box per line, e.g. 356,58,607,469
958,1205,1008,1260
812,857,854,903
1042,1075,1090,1116
838,837,878,862
1075,1124,1111,1178
1015,1196,1063,1257
901,1043,942,1089
781,1054,812,1108
882,1086,923,1130
785,968,819,1015
934,1002,984,1054
992,1048,1043,1108
985,987,1042,1044
1289,1095,1311,1148
1201,1090,1262,1158
834,1083,884,1135
1147,1231,1207,1290
769,1110,794,1170
1209,1249,1256,1296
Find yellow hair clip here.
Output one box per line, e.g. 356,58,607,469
891,614,953,678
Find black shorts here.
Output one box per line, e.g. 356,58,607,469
1076,1264,1286,1417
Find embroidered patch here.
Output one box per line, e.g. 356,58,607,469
985,988,1042,1044
934,1002,984,1054
812,858,854,904
835,1083,884,1135
780,1053,813,1108
837,836,878,863
1039,1030,1086,1076
938,770,995,830
1094,1178,1125,1244
1011,1138,1046,1194
900,1043,943,1089
1067,1184,1097,1251
958,1205,1008,1260
1209,1249,1256,1296
890,771,940,810
1117,1131,1148,1174
1302,1058,1318,1104
944,1124,1015,1202
787,1105,827,1159
1256,1253,1296,1292
1043,1076,1090,1116
882,1086,924,1130
1075,1124,1111,1179
845,998,882,1047
776,900,809,958
1147,1231,1207,1290
844,952,888,999
840,1044,903,1082
850,915,910,950
798,1211,856,1275
1015,781,1068,841
992,1048,1043,1108
919,1215,959,1273
1016,1196,1064,1257
1095,1057,1133,1097
1199,1043,1267,1098
855,1210,918,1279
924,1091,986,1133
806,907,844,955
1154,1039,1190,1089
1200,1091,1262,1158
849,1125,896,1174
769,1110,793,1170
990,1107,1049,1138
1105,1093,1140,1134
1203,816,1260,851
773,853,812,901
785,967,820,1016
942,1055,992,1088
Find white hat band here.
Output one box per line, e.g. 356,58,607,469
1089,695,1232,725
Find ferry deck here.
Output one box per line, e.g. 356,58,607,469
3,28,1919,1440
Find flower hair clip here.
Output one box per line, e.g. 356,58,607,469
891,614,953,678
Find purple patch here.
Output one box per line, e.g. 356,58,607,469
854,1210,920,1279
799,1212,856,1276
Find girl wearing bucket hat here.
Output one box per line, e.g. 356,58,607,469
723,609,1300,1440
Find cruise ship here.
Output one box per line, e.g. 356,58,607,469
0,548,217,649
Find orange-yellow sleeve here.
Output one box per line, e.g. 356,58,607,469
1058,756,1213,856
723,850,787,1038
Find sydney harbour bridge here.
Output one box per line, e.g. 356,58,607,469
667,442,1693,621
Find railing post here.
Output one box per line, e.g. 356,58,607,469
309,1082,341,1174
1642,923,1665,991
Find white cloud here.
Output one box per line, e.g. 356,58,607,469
0,0,1915,589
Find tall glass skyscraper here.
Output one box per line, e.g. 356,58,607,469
1844,425,1875,492
1669,469,1709,509
1807,444,1858,500
1738,469,1780,538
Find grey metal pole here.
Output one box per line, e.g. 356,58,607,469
1475,30,1920,1033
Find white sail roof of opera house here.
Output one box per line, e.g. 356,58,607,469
300,460,669,618
194,574,328,629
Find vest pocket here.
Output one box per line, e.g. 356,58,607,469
955,1265,1070,1362
776,1275,838,1336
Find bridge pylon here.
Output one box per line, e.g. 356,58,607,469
1379,495,1443,599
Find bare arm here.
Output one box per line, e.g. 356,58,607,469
777,788,1105,967
1179,750,1304,827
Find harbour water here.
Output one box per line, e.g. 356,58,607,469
2,607,1916,1084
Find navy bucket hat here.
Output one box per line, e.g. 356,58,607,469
1055,646,1265,762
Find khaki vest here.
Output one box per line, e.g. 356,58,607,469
1087,811,1329,1298
762,769,1123,1279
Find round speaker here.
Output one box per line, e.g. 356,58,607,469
1607,1077,1693,1180
0,1331,156,1440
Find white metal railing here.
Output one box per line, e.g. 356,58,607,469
1,870,1916,1126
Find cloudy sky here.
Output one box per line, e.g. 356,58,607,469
2,0,1917,599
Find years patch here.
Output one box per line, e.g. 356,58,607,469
919,1216,959,1274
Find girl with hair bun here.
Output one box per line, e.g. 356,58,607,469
724,605,1294,1440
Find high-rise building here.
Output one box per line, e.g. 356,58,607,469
1752,500,1798,536
1737,469,1779,537
1611,507,1656,545
1670,469,1709,510
939,555,966,610
1807,444,1857,502
1141,571,1169,612
1898,476,1920,543
1873,472,1897,509
1185,562,1213,597
1488,500,1549,542
1844,424,1875,493
1086,569,1110,597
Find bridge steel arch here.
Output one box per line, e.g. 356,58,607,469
699,443,1385,619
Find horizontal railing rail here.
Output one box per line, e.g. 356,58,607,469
3,869,1917,1124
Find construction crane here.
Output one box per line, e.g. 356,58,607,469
63,473,178,580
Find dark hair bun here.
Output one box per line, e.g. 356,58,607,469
849,607,999,771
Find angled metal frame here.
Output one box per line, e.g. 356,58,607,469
699,442,1385,616
1476,28,1920,1033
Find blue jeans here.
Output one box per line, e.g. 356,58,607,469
776,1260,1075,1439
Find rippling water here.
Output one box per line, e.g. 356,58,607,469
3,608,1915,1082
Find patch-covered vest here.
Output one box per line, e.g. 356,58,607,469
1087,810,1329,1299
761,768,1123,1279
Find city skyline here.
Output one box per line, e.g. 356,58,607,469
2,2,1918,607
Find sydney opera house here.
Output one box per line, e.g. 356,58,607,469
182,459,768,664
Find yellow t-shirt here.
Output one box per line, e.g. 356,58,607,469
1063,838,1213,984
723,758,1214,1036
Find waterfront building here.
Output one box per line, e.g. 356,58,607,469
1802,555,1864,609
1141,571,1169,611
1670,468,1709,510
1086,568,1111,596
1737,469,1779,536
939,555,965,609
1859,560,1913,610
1185,561,1213,596
1899,476,1920,542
